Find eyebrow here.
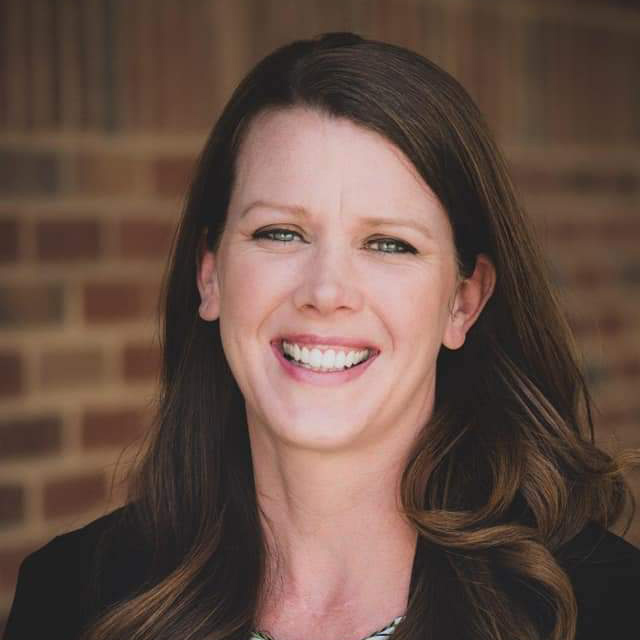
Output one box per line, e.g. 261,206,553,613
239,200,435,239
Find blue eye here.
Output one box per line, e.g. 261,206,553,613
253,228,300,244
252,228,417,255
366,238,416,255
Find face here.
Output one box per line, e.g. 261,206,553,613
198,107,493,455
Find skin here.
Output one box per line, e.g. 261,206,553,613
197,107,495,640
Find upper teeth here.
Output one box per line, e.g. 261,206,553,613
282,341,371,369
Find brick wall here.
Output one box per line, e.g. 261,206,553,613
1,0,639,631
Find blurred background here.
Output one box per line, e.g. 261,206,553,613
1,0,639,630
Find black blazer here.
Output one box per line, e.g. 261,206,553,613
4,506,640,640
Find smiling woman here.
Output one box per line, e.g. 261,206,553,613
5,32,640,640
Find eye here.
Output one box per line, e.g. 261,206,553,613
252,228,303,244
251,228,417,255
365,237,417,255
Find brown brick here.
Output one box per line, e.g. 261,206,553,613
566,311,621,338
620,262,640,286
0,352,23,397
568,312,626,339
547,221,581,243
0,415,62,460
599,408,634,429
43,471,107,519
123,342,161,381
153,156,196,198
617,359,640,378
119,219,175,260
512,166,565,194
0,283,64,327
36,219,101,261
40,347,104,390
0,545,37,591
599,219,640,242
572,266,612,289
82,406,149,449
512,165,640,197
543,0,640,6
83,280,160,323
74,153,142,196
0,485,24,526
0,219,19,263
0,150,58,196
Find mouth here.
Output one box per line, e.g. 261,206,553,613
273,339,379,370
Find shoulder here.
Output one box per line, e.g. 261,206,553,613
19,504,132,569
4,504,149,640
557,521,640,640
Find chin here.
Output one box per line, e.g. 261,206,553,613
264,417,368,452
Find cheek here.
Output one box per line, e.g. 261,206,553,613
372,267,446,313
372,269,453,346
219,253,292,334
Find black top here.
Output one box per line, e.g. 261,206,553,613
4,506,640,640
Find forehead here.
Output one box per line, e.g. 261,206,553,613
229,107,446,225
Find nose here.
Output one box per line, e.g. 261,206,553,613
292,240,364,316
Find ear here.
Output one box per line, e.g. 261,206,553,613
196,231,221,322
442,254,495,350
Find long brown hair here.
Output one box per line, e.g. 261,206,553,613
83,32,637,640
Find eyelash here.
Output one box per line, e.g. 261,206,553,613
251,228,418,255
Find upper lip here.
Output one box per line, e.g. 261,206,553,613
273,333,380,352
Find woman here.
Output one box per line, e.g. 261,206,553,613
5,32,640,640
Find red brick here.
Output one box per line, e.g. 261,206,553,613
0,150,58,196
40,348,104,390
620,262,640,286
599,218,640,241
538,0,640,6
511,166,565,194
74,153,142,196
617,359,640,378
598,409,629,429
0,544,37,591
0,415,62,460
43,471,107,519
547,221,582,243
83,280,160,323
36,219,101,261
153,156,196,198
123,342,161,381
598,313,625,337
572,266,611,288
0,352,23,397
82,407,149,449
0,219,18,263
119,219,175,260
0,485,24,526
512,165,640,196
0,283,64,327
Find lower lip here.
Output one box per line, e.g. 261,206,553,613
270,342,379,387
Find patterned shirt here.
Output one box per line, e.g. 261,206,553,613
250,615,404,640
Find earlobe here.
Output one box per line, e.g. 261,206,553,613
197,249,221,321
442,254,496,350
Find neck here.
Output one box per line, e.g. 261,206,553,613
249,429,419,623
